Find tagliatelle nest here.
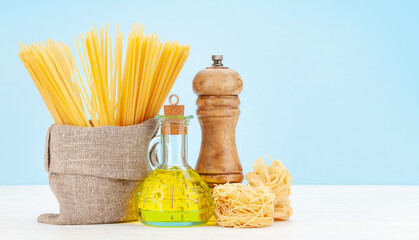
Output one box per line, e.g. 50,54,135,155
213,183,276,228
246,156,293,220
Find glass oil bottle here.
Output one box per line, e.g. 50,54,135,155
136,94,213,227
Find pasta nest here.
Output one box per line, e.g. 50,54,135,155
213,183,276,228
246,156,293,220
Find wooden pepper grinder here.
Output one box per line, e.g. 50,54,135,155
193,55,243,188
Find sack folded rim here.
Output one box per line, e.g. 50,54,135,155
44,118,158,180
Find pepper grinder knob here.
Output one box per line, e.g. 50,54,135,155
212,55,223,66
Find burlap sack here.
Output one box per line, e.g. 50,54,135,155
38,118,158,225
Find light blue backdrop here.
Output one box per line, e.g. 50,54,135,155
1,0,418,185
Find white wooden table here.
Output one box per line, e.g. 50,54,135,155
1,185,418,240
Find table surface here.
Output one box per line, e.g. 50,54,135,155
1,185,418,240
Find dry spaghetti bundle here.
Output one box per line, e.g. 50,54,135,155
213,183,276,228
246,156,293,220
18,23,190,127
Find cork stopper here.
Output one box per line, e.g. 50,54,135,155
164,94,184,116
161,94,187,135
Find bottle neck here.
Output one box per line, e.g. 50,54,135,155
158,133,191,170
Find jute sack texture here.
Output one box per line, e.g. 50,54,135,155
38,118,158,225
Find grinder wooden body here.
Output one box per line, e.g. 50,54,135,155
193,55,243,188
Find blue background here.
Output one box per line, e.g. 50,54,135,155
1,0,418,185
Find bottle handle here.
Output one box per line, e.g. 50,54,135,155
148,135,161,170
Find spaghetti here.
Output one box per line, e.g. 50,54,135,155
18,23,190,127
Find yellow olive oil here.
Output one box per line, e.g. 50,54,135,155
136,167,213,227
